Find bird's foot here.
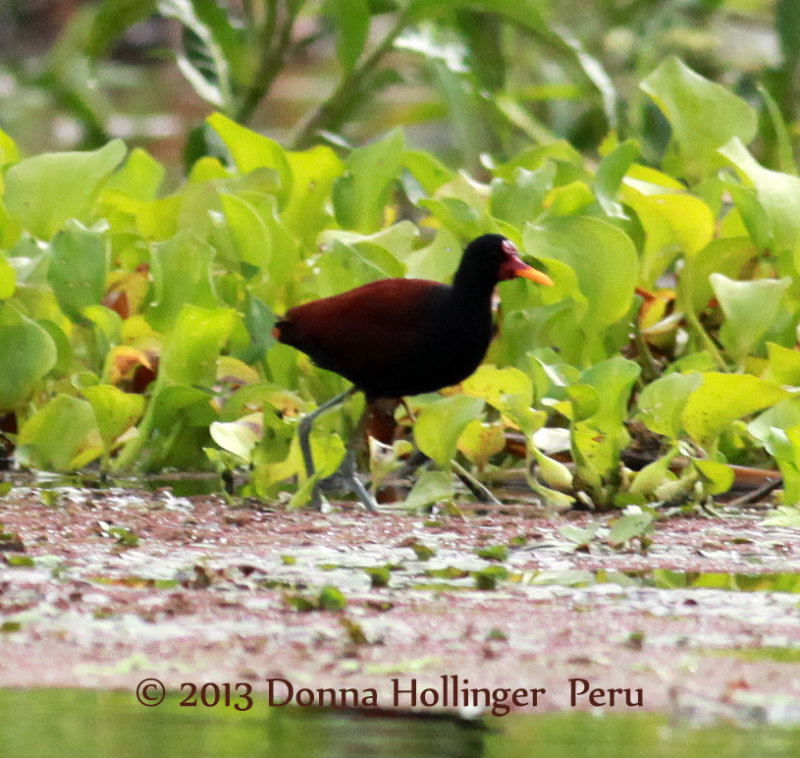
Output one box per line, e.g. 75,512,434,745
318,469,378,512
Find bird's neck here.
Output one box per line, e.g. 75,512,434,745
451,267,497,308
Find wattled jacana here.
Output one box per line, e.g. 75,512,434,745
272,234,554,510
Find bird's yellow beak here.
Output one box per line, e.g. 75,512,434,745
514,265,554,287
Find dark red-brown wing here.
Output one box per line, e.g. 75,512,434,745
274,278,445,383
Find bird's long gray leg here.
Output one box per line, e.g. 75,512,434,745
337,447,379,512
298,387,358,511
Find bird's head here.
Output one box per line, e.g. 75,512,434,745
455,234,554,294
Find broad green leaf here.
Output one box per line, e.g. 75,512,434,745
404,470,454,511
82,384,145,451
0,253,15,300
403,150,455,197
210,414,261,464
0,307,58,409
17,394,100,470
681,237,757,313
282,146,344,241
48,226,108,322
86,0,158,56
489,164,555,228
568,357,640,493
324,0,370,72
457,420,505,469
419,197,489,242
683,373,791,448
103,147,164,201
608,512,653,546
414,394,485,468
594,139,639,218
0,126,19,165
524,217,637,364
149,385,217,430
319,222,419,262
719,137,800,255
4,140,126,240
158,305,237,388
207,113,292,206
333,129,404,232
220,193,271,269
629,451,679,496
693,459,734,496
641,57,757,181
313,240,393,299
711,274,791,362
147,232,219,331
637,372,703,439
625,192,715,287
542,181,594,217
560,522,601,546
461,365,533,411
533,448,573,491
764,343,800,386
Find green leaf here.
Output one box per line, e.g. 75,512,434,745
104,147,165,201
207,113,292,206
594,139,639,218
147,232,219,331
637,372,703,439
209,415,261,464
457,420,505,469
82,384,145,452
711,274,791,362
159,305,237,388
0,306,58,409
318,585,347,611
489,163,555,228
325,0,370,72
683,373,792,449
693,459,734,496
404,470,455,511
608,512,653,546
220,193,271,269
568,357,641,493
625,192,715,288
48,225,108,322
4,140,126,240
764,343,800,386
559,522,601,546
640,57,757,181
681,237,757,314
0,253,15,300
719,137,800,255
414,394,485,469
0,127,19,166
629,451,679,497
333,129,404,233
17,394,100,470
282,146,344,242
86,0,158,56
524,216,637,365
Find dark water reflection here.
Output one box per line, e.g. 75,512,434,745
1,689,799,758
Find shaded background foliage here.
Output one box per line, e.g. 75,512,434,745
2,0,799,171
